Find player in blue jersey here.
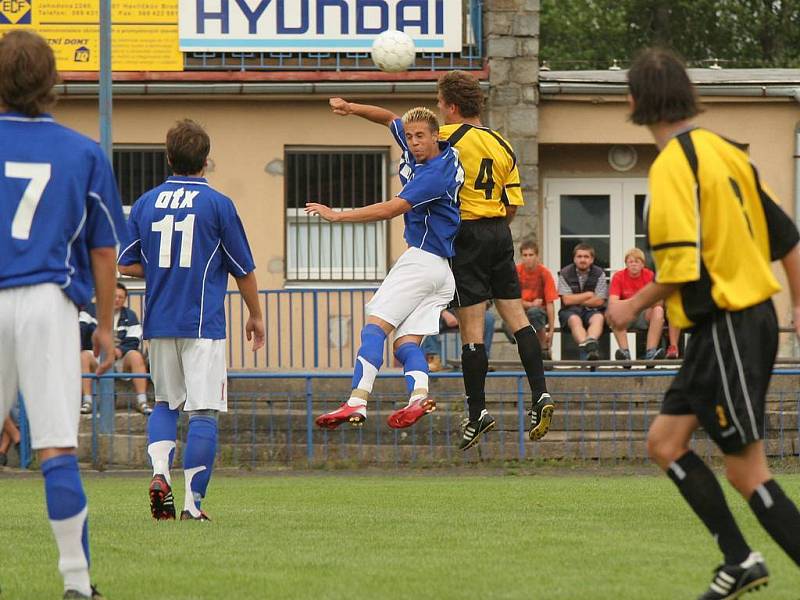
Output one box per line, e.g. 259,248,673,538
0,31,126,599
308,102,462,430
117,119,264,521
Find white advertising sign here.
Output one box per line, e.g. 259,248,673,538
179,0,463,53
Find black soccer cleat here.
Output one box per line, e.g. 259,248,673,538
180,509,211,521
459,410,496,451
697,552,769,600
63,585,104,599
528,393,554,441
149,474,176,521
584,338,601,361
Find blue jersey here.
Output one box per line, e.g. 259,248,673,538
389,119,462,258
0,113,125,306
118,177,255,340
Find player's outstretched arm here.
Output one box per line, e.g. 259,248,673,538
305,197,410,223
329,97,398,127
234,271,265,352
90,247,118,375
779,243,800,337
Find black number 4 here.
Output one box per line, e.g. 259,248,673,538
475,158,495,199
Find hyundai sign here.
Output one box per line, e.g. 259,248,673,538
179,0,463,53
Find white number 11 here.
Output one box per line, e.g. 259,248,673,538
152,214,195,268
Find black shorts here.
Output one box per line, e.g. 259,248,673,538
450,218,520,308
661,300,777,454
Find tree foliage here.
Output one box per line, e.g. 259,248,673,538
541,0,800,69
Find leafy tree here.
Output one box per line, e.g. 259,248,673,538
540,0,800,69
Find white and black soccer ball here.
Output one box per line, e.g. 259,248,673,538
371,30,416,73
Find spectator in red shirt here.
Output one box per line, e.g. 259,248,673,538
512,240,558,359
608,248,665,360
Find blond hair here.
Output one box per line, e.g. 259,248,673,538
401,106,439,134
624,247,646,263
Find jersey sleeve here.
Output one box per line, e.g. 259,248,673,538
501,161,524,207
219,198,256,277
85,145,126,250
389,118,409,153
117,200,142,266
397,167,445,208
757,179,800,261
648,156,701,284
543,267,559,302
609,271,622,297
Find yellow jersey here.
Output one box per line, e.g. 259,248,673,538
647,128,799,329
439,123,523,220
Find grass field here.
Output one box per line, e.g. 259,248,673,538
2,470,800,599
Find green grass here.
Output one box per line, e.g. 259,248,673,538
2,471,800,599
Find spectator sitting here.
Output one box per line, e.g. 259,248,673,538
80,282,152,415
607,248,665,361
511,240,557,360
557,243,607,360
0,404,20,467
422,304,495,372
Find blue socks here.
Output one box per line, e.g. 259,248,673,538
42,454,91,596
349,324,386,400
183,415,218,516
395,342,429,402
147,401,179,484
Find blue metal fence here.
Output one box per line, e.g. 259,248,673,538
69,370,800,469
183,0,483,72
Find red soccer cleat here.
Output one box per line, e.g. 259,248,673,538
315,401,367,430
387,397,436,429
666,345,679,359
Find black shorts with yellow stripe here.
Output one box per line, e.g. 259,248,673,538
449,217,521,308
661,300,777,454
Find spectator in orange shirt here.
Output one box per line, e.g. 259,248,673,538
607,248,665,360
512,240,558,360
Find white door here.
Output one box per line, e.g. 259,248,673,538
543,178,649,358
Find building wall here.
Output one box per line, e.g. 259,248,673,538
53,95,435,290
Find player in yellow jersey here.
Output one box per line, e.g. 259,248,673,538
607,48,800,599
436,71,553,450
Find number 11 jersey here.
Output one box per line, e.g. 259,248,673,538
438,123,523,221
118,176,255,340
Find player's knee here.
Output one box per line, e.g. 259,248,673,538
646,429,683,467
128,350,145,367
188,409,219,421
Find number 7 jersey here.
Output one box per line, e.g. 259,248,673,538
118,176,255,340
438,123,523,220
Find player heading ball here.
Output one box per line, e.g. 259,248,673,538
309,101,462,431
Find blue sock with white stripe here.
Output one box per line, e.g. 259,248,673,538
395,342,429,404
147,401,179,485
42,454,91,596
349,324,386,403
183,415,218,516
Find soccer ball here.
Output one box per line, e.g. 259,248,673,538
371,30,416,73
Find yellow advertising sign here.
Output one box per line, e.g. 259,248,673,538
0,0,182,71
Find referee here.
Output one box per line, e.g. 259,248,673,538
607,48,800,599
436,71,553,450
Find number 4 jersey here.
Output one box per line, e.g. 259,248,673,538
438,123,523,221
118,176,255,340
0,113,126,306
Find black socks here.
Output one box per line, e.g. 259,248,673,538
461,343,488,421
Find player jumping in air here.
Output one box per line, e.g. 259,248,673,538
118,120,265,521
0,31,127,599
607,48,800,599
310,102,462,431
436,71,553,449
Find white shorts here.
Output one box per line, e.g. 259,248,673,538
149,338,228,412
0,284,80,449
366,247,455,338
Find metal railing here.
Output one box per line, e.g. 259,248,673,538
183,1,483,72
61,370,800,469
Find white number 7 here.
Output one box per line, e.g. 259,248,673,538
5,161,51,240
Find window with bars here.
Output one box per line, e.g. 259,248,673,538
285,148,388,282
113,147,170,207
